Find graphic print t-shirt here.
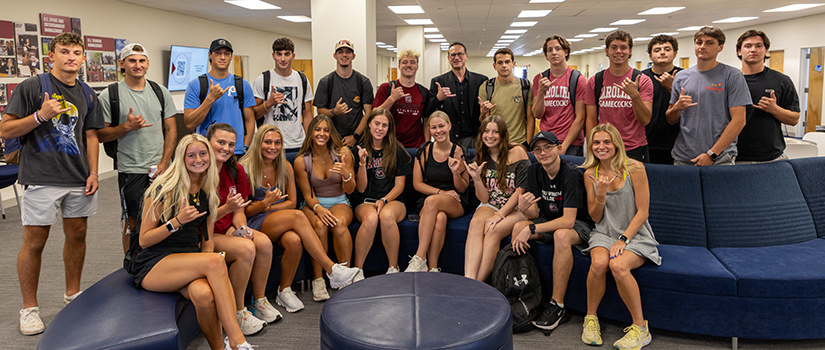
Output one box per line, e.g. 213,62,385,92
252,70,315,149
584,69,653,150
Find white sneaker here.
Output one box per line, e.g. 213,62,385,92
19,307,45,335
275,287,305,313
311,278,330,302
352,268,365,283
404,255,428,272
327,263,359,289
237,308,266,336
63,290,82,306
224,336,257,350
251,297,282,323
386,266,400,274
429,267,441,272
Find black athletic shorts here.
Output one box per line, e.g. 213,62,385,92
118,173,150,223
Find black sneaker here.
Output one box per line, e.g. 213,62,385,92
532,300,570,330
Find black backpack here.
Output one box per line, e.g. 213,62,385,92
541,68,581,108
104,80,166,170
485,77,531,115
386,80,430,117
492,243,542,333
198,74,246,136
258,69,308,127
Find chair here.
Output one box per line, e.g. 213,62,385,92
784,138,819,159
0,164,20,219
802,132,825,156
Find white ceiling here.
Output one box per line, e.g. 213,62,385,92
117,0,825,57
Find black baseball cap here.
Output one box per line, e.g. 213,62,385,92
210,38,233,53
529,131,560,150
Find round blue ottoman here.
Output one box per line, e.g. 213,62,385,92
320,272,513,349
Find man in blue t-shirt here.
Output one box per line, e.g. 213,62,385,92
511,131,594,332
184,38,255,155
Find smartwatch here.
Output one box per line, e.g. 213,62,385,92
165,221,179,233
381,197,388,205
706,150,718,162
529,223,536,235
353,132,362,141
619,234,629,244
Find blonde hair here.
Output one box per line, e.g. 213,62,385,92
240,124,289,191
581,123,637,175
397,49,420,62
144,134,219,223
427,110,451,126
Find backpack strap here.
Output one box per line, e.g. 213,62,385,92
326,72,334,108
568,69,581,108
541,69,550,79
38,73,52,106
107,82,120,128
147,80,165,120
298,70,308,117
228,164,238,185
198,74,208,104
519,78,530,114
485,78,495,103
594,70,605,117
416,83,429,122
257,70,272,128
234,75,247,138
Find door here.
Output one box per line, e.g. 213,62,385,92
768,50,784,73
680,57,690,69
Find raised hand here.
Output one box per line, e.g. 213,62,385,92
654,71,674,91
447,156,461,174
614,74,641,98
536,76,556,96
333,97,352,116
389,84,409,102
40,93,71,120
590,173,619,197
177,202,207,225
755,90,779,114
674,87,698,111
265,90,286,109
478,97,495,116
331,154,347,176
225,191,251,213
123,107,153,131
207,78,228,102
435,82,456,101
464,160,486,179
517,192,540,213
263,184,288,205
357,145,368,165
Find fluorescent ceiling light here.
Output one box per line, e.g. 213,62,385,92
278,15,311,22
424,27,439,33
567,38,583,42
713,16,758,23
497,39,515,43
388,5,424,14
429,39,447,43
376,42,385,46
592,45,605,49
500,35,521,39
505,29,528,34
638,7,685,15
590,27,618,33
225,0,280,10
518,10,552,18
678,26,705,31
424,34,444,39
511,21,538,27
635,37,653,41
378,45,393,48
651,32,679,36
575,33,598,38
765,4,825,12
441,47,449,51
404,19,433,25
530,0,565,2
610,19,645,25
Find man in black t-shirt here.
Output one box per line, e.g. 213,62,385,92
642,35,683,164
735,30,800,163
511,131,594,331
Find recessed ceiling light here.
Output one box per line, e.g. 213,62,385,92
388,5,424,14
429,39,447,43
712,16,758,23
278,15,311,22
567,38,583,42
424,34,444,39
518,10,552,18
651,32,679,36
765,4,825,12
575,33,598,38
441,47,449,51
500,35,521,39
635,37,653,41
638,7,685,15
511,21,538,27
610,19,646,25
404,19,433,25
497,39,515,43
590,27,618,33
225,0,280,10
424,27,439,33
530,0,564,3
677,26,705,31
505,29,528,34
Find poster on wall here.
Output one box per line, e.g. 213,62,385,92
41,37,52,73
84,35,116,83
0,20,15,77
115,38,129,81
14,22,40,77
40,13,71,37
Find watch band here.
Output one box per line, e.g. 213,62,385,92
529,223,536,235
166,221,178,233
619,234,629,244
706,150,718,161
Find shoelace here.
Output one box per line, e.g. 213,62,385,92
622,325,641,342
584,318,598,331
21,309,39,323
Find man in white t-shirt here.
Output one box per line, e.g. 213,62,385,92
253,37,314,152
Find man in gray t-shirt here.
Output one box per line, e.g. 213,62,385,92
313,39,373,147
97,43,178,252
666,27,751,166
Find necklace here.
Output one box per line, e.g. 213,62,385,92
190,192,200,206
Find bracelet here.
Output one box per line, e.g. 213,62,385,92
595,198,606,205
33,112,43,125
312,203,321,212
89,173,98,177
359,162,366,167
342,172,353,182
436,189,442,194
174,217,182,226
495,212,506,219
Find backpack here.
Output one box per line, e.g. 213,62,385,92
492,243,542,333
4,73,95,165
104,80,166,170
594,69,641,116
485,77,531,115
198,74,246,136
386,80,430,119
258,69,308,127
541,68,581,108
325,71,365,113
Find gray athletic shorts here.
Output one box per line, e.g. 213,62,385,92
531,217,593,251
21,185,98,226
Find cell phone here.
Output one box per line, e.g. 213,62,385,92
407,214,420,222
231,225,250,239
363,198,378,204
229,186,237,196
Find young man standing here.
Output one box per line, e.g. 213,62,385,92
252,37,314,153
98,43,178,253
585,30,654,162
479,48,534,145
313,39,374,147
532,35,587,156
373,49,429,148
736,30,800,163
183,38,255,155
511,131,594,331
0,32,104,335
428,42,488,150
642,35,683,165
667,27,752,166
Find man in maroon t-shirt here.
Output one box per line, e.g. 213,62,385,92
373,49,429,147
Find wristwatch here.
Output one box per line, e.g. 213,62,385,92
619,234,629,244
353,132,362,141
381,198,388,205
706,150,718,161
165,220,179,233
529,223,536,235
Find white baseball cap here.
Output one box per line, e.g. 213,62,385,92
120,43,148,60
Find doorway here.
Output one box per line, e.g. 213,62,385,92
800,47,825,136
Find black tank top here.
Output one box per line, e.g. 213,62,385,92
423,143,459,191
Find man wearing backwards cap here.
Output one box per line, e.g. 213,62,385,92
184,38,256,154
97,43,178,252
511,131,595,332
313,39,374,147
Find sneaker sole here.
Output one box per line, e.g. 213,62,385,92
532,313,570,330
20,327,45,336
614,333,651,350
251,310,282,324
329,269,359,289
241,322,267,336
276,298,305,313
